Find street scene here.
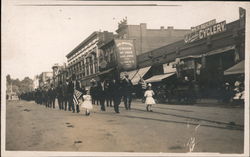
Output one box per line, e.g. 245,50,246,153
2,1,249,157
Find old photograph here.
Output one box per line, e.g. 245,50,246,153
1,1,249,156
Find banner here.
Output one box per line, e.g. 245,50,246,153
115,39,137,71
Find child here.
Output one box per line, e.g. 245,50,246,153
144,83,156,112
80,90,93,116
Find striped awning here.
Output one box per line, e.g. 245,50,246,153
131,66,151,85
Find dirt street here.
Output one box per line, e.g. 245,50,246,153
5,100,244,154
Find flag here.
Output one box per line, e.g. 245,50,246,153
73,89,83,105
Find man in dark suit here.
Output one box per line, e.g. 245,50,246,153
68,74,81,113
62,80,69,111
97,79,107,111
48,84,56,109
56,81,64,110
122,74,133,110
110,79,122,113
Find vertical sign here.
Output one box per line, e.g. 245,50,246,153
115,39,137,71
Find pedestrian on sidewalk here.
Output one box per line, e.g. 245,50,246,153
80,90,93,116
144,83,156,112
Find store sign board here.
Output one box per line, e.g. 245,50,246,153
191,19,216,32
115,40,137,71
184,20,226,43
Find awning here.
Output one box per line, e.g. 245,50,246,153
206,45,235,56
98,68,114,76
120,69,138,80
131,66,151,85
224,60,245,75
145,73,175,83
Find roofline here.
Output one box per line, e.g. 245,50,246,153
66,31,99,58
99,39,115,49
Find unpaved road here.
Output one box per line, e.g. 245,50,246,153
5,100,244,153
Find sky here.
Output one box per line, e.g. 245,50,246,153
2,1,250,80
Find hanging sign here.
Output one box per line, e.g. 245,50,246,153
115,39,137,71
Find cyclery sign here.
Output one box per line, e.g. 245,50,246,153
184,20,226,43
115,40,137,71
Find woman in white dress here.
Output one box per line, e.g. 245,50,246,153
80,90,93,116
144,83,156,112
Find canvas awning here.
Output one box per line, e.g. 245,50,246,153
224,60,245,75
145,73,175,83
131,66,151,85
98,68,114,76
120,69,138,80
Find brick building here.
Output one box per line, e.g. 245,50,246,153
116,18,191,55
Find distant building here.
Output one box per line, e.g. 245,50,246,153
116,18,191,55
52,63,68,87
33,75,39,89
38,72,53,87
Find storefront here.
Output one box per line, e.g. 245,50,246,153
136,10,245,102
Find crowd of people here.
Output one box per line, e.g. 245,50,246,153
18,73,244,116
19,74,157,116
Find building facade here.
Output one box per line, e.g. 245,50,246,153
97,20,191,82
66,31,114,86
136,11,245,99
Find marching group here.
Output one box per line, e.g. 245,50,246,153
29,74,156,116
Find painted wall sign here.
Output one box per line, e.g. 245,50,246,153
115,39,137,71
184,20,226,43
